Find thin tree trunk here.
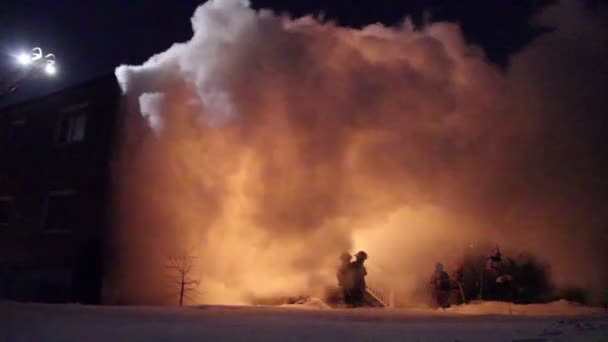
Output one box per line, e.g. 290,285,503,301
180,273,185,306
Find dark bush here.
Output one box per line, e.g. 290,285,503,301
557,286,589,305
502,253,553,303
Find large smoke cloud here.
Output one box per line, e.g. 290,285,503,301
108,0,608,305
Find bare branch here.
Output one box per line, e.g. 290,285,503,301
165,250,201,306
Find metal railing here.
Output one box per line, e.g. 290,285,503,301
365,261,396,308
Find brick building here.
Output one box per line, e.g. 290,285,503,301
0,75,120,304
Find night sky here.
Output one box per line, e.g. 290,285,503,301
0,0,575,107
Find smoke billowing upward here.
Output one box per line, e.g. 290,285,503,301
109,0,608,305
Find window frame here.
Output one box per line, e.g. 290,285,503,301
55,102,89,146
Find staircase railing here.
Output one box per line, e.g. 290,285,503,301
365,261,395,308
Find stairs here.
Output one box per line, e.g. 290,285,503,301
364,261,395,308
326,261,396,308
365,287,392,307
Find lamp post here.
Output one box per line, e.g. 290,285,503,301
1,47,57,97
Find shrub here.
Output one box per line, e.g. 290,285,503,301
557,286,589,305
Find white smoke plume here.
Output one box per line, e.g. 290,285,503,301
109,0,608,305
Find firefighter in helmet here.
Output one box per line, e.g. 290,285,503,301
347,251,368,307
430,262,451,308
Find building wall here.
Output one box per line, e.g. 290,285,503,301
0,75,120,304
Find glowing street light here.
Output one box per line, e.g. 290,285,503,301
15,47,57,75
2,47,58,97
45,64,57,75
17,53,31,65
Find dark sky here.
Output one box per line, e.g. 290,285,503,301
0,0,585,107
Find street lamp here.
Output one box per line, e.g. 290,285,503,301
17,47,57,76
1,47,58,97
17,53,32,65
45,64,57,75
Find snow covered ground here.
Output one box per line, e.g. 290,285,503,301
1,300,607,341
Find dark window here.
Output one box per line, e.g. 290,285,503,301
0,197,13,228
43,191,78,233
57,108,87,144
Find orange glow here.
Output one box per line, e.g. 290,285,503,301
106,0,608,305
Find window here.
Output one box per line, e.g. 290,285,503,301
56,104,88,144
0,196,13,228
42,191,78,233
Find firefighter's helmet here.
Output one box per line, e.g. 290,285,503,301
355,251,368,261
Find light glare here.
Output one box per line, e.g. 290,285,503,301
17,53,31,65
45,64,56,75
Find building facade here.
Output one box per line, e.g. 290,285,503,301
0,75,120,304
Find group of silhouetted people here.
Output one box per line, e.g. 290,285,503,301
336,251,368,307
334,250,459,309
430,247,512,309
334,247,516,309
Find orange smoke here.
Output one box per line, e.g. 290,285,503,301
106,0,608,305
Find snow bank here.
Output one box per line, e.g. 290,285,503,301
267,297,605,318
2,301,607,341
279,298,332,310
446,300,605,316
272,297,604,318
